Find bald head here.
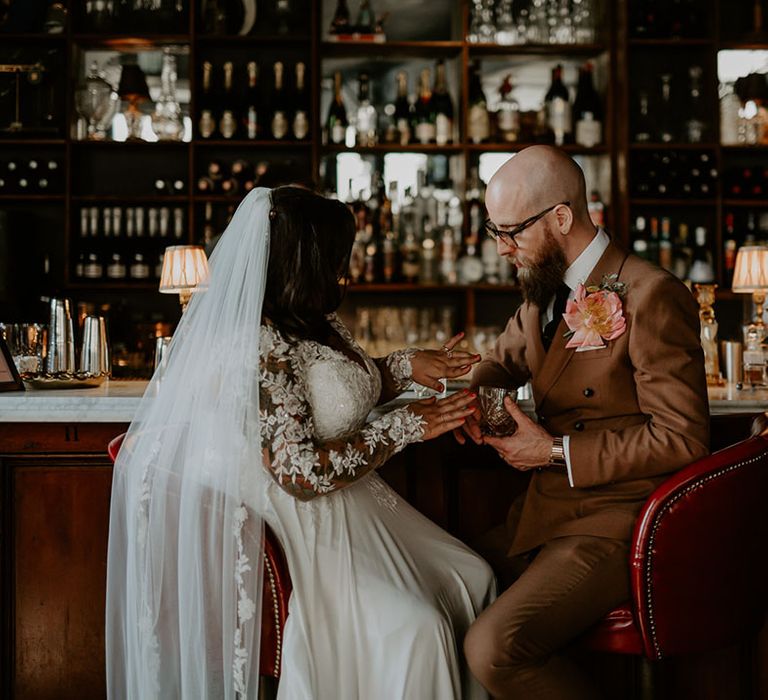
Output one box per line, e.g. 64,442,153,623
486,146,591,227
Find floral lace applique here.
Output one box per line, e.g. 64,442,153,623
383,348,418,392
258,324,425,501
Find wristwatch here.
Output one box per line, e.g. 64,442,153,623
548,436,566,468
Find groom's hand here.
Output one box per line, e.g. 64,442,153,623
483,397,553,471
452,410,482,445
410,332,481,393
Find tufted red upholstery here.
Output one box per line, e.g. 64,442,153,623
107,433,292,682
583,435,768,660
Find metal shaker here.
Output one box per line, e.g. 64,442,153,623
46,298,75,373
80,316,111,376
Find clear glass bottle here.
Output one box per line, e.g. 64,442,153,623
152,49,185,141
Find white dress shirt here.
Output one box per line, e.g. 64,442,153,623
540,228,610,487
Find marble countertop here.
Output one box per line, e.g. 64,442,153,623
0,380,765,423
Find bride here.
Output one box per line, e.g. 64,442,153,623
106,186,496,699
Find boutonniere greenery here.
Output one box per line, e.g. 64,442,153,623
562,275,628,350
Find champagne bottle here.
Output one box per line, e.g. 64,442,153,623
394,71,412,146
573,62,602,147
544,64,572,146
326,71,348,145
270,62,289,140
219,61,238,139
244,61,259,140
292,62,310,140
199,61,216,139
468,61,490,144
432,60,454,146
414,68,436,145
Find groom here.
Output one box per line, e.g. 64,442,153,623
460,146,709,698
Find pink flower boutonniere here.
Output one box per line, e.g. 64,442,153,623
563,274,627,350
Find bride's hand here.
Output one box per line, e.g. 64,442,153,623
410,332,481,393
407,390,478,441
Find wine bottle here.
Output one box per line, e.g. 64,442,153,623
270,62,289,140
414,68,436,145
659,216,673,271
634,90,652,143
573,62,602,147
355,72,377,147
723,213,737,287
292,62,310,140
244,61,259,140
356,0,374,33
496,74,520,143
393,71,412,146
199,61,216,139
685,65,705,144
219,61,238,139
432,60,454,146
688,226,715,283
658,73,674,143
326,71,348,145
468,61,490,144
544,64,572,146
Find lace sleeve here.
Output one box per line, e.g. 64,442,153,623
371,348,419,402
259,326,425,501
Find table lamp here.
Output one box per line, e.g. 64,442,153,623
159,245,210,313
732,245,768,386
117,62,150,141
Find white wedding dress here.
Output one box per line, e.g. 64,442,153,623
257,315,496,700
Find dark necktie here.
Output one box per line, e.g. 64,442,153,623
542,283,571,352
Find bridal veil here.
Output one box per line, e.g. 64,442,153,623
106,187,272,698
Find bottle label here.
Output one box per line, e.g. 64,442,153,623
220,111,236,139
272,111,288,139
331,123,346,143
468,105,490,143
396,119,411,145
435,115,452,145
576,116,602,147
199,110,215,139
247,107,258,139
548,98,572,143
293,111,309,140
498,108,520,136
416,121,436,144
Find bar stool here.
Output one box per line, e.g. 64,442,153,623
107,433,292,698
581,434,768,699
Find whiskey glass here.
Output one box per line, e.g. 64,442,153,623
478,386,518,437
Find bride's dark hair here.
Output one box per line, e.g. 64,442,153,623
264,185,355,341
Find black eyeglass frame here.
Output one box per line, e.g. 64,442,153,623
484,201,571,245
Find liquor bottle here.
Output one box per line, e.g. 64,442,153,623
244,61,259,140
544,64,572,146
685,65,706,144
148,207,158,237
419,216,438,284
80,208,89,238
673,223,692,280
329,0,350,34
394,71,412,146
292,62,310,140
632,216,651,260
432,60,454,146
355,72,377,146
659,216,674,271
573,62,602,147
648,216,660,263
400,224,420,283
326,71,348,145
355,0,374,33
634,90,652,142
723,213,737,286
173,207,184,239
199,61,216,139
496,74,520,143
84,253,103,280
587,190,604,228
103,207,113,237
275,0,291,34
720,83,741,145
468,61,490,144
106,253,126,280
438,214,458,284
688,226,715,283
414,68,436,145
658,74,675,143
270,62,289,140
130,253,150,280
219,62,238,139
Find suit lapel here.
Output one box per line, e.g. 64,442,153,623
534,242,630,409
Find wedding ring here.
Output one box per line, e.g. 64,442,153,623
441,345,453,357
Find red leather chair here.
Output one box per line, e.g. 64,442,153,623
107,434,292,697
582,434,768,698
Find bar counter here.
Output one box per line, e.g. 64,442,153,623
0,379,765,422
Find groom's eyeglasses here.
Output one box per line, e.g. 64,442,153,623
484,201,571,246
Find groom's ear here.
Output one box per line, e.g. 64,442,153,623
554,205,573,235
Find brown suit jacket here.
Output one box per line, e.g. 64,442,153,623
473,241,710,556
